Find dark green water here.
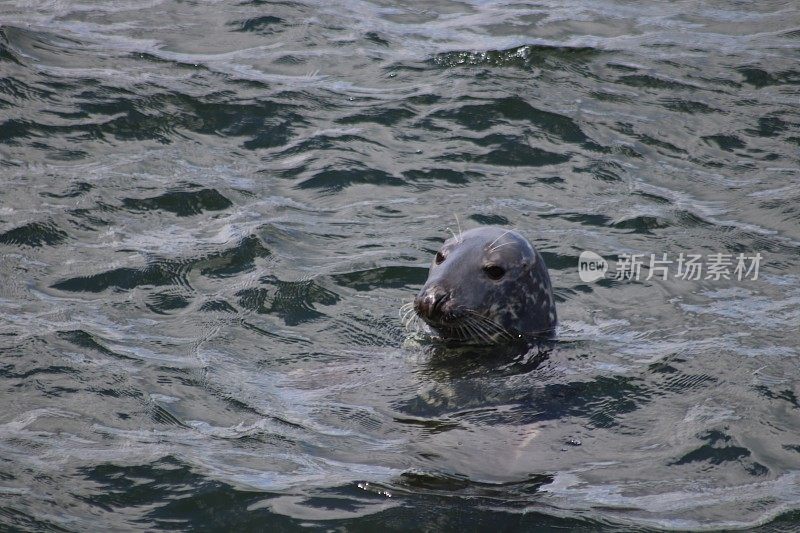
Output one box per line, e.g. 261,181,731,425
1,1,799,530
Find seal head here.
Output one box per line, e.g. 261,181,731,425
413,226,556,343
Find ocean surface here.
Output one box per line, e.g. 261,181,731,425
1,0,799,530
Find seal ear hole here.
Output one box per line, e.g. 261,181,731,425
435,251,445,265
483,264,505,280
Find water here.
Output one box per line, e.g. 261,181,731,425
1,0,799,530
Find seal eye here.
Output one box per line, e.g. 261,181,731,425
435,251,445,265
484,264,505,280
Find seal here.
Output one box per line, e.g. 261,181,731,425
409,226,557,343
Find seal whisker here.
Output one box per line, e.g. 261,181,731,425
473,318,503,344
400,303,415,325
475,318,501,344
471,313,504,332
467,313,503,344
460,319,480,343
455,213,463,243
403,310,420,331
403,310,423,333
446,226,463,244
462,324,476,342
489,241,516,253
466,318,493,344
459,323,473,342
399,302,413,318
487,229,513,249
484,320,516,341
462,315,490,344
466,311,515,341
402,309,418,329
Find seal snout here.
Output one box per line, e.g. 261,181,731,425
414,286,451,323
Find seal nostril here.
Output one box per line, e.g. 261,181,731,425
414,288,449,321
431,291,449,315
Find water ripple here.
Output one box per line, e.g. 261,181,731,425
1,0,799,529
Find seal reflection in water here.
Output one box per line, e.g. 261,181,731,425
407,226,557,344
